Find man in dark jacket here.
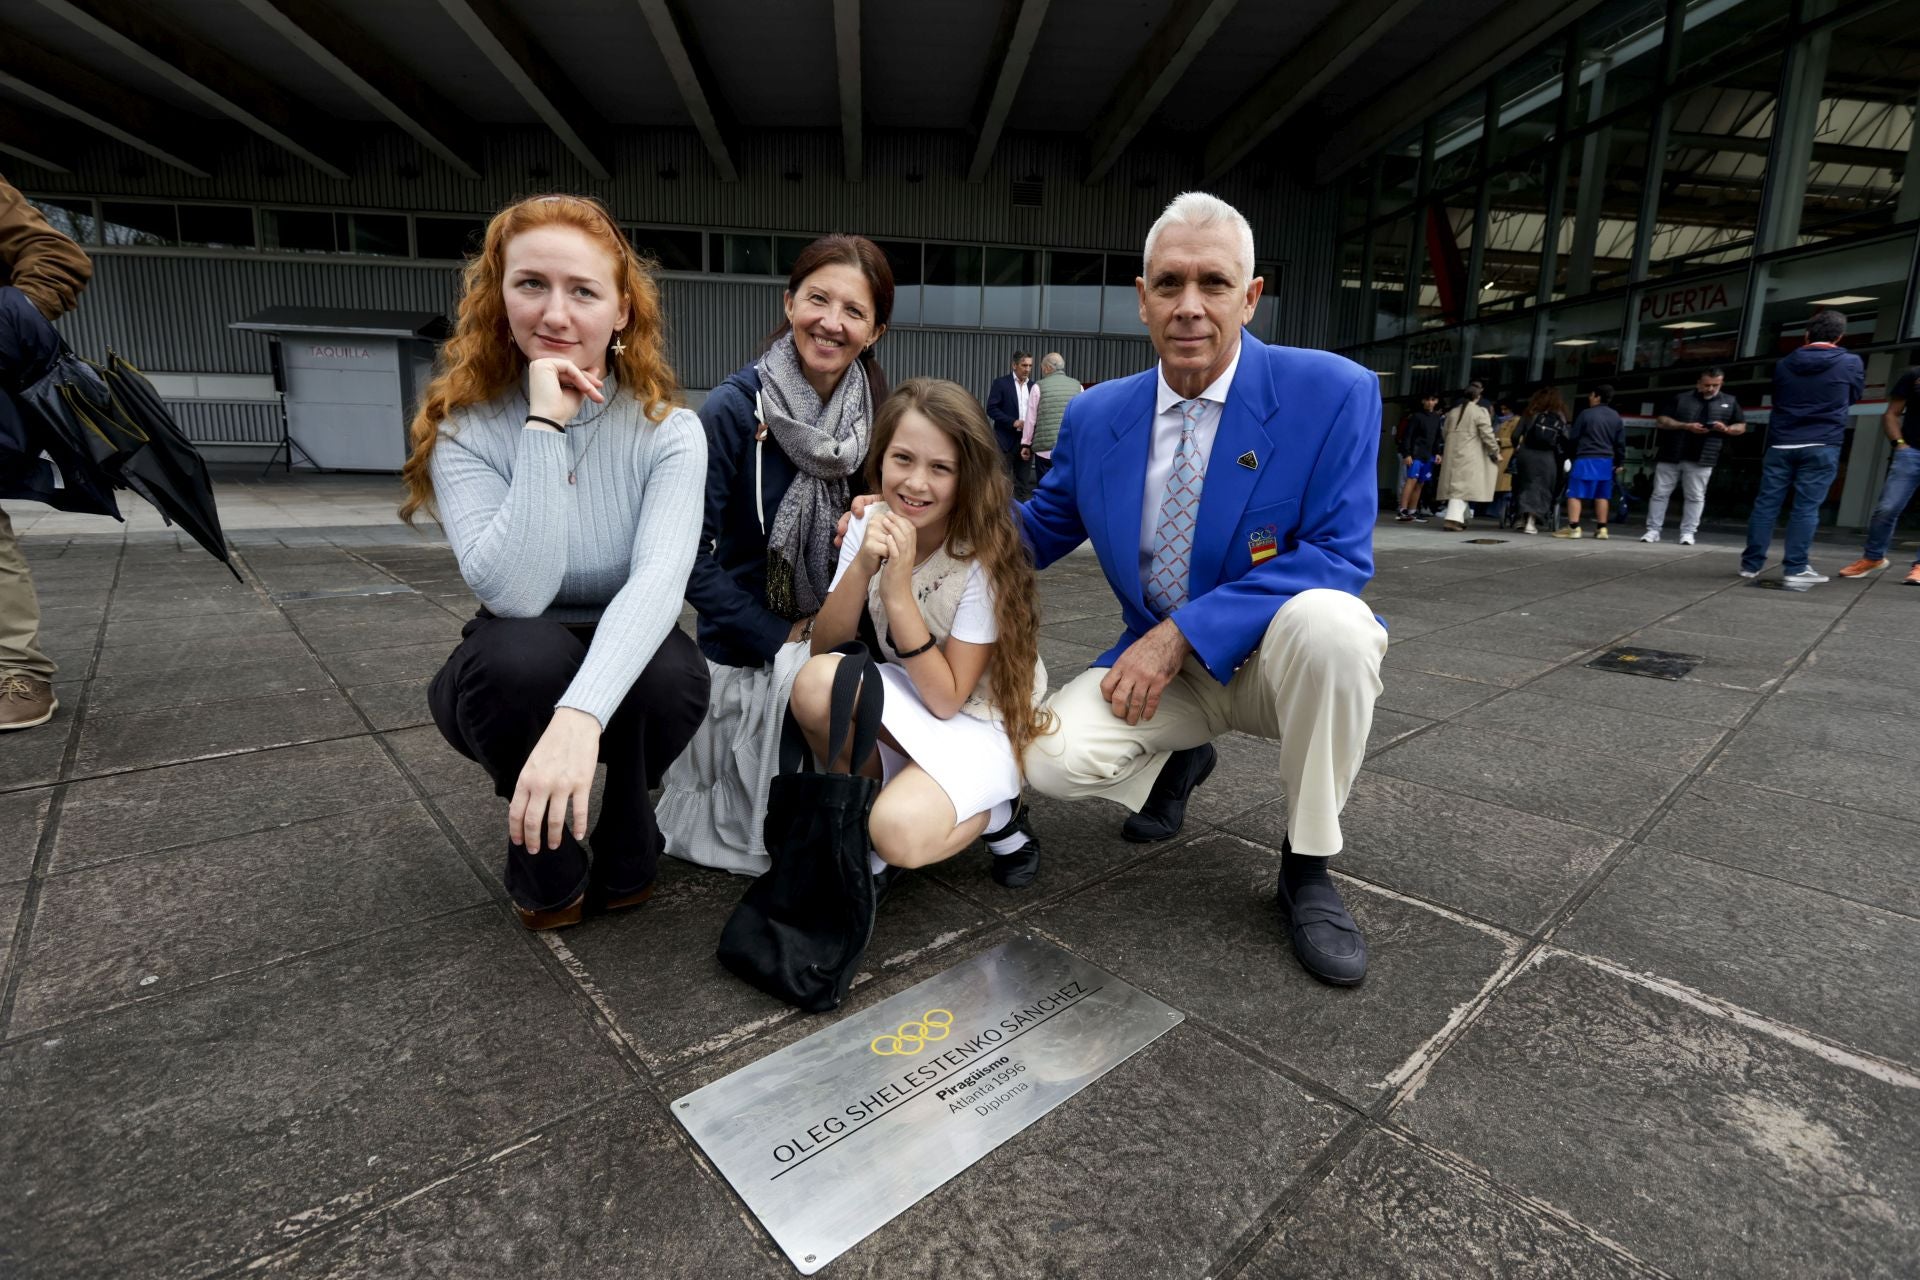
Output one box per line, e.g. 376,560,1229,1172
1642,367,1744,545
1,174,93,732
1395,392,1444,521
1740,310,1864,584
985,350,1034,494
1553,385,1626,539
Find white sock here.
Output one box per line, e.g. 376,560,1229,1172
868,850,887,875
983,800,1030,855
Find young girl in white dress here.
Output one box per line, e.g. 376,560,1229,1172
791,377,1050,891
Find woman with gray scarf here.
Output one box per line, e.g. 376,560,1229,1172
662,234,894,874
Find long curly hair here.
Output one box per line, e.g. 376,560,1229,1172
867,378,1053,773
399,194,679,524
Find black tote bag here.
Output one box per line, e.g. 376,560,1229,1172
717,645,883,1013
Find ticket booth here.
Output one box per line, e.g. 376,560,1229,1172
231,307,448,472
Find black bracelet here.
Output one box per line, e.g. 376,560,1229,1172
525,414,566,432
892,634,938,659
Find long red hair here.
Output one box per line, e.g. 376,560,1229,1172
399,194,678,523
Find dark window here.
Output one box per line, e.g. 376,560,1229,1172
925,243,982,287
416,216,488,261
264,208,340,252
706,232,724,272
348,212,408,257
1048,251,1103,287
176,204,256,249
775,236,814,276
724,234,774,275
631,227,702,272
874,240,921,285
923,244,982,326
1105,253,1142,287
101,201,177,246
29,197,95,244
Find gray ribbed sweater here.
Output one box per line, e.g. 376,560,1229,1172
430,383,708,727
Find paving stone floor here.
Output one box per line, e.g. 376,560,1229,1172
3,481,1918,1278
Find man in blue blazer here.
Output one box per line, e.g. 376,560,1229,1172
985,350,1035,496
1020,193,1388,985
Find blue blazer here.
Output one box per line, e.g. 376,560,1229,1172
985,372,1024,453
1019,329,1380,683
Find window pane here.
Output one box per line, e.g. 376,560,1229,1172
724,234,773,275
1786,6,1916,246
1420,200,1477,329
1631,269,1745,370
1252,261,1281,342
1369,216,1414,339
414,216,487,261
1491,44,1571,166
982,246,1038,329
1043,250,1103,332
176,204,256,249
1677,0,1792,72
348,212,408,257
775,236,813,276
264,208,339,253
1334,239,1367,346
29,197,95,243
1554,112,1650,298
1754,236,1911,352
1543,296,1626,382
1430,93,1487,192
1481,164,1550,310
1379,126,1423,214
633,227,703,272
1341,167,1374,232
1102,253,1147,335
1573,0,1667,119
1466,316,1534,396
923,244,981,326
101,201,177,246
1647,55,1784,277
873,240,921,324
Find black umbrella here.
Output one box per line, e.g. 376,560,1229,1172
18,346,240,580
10,348,123,520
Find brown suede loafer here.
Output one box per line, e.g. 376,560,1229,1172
516,892,586,931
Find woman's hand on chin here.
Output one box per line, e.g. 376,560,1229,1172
509,707,602,851
526,357,606,426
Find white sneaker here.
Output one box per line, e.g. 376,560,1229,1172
1640,530,1661,543
1739,569,1760,578
1679,534,1695,546
1784,567,1828,584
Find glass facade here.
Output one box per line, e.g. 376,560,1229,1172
1331,0,1919,527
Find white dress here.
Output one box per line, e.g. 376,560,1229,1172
828,510,1022,823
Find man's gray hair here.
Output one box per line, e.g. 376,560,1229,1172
1142,192,1256,287
1040,352,1066,375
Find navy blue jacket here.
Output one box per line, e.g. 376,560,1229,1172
985,372,1026,454
1568,405,1626,464
1,285,116,515
1768,344,1864,448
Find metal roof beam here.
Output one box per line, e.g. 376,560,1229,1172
231,0,484,179
1085,0,1238,184
436,0,613,180
1200,0,1424,184
834,0,862,181
967,0,1052,183
0,32,215,177
634,0,738,182
31,0,351,179
0,98,87,173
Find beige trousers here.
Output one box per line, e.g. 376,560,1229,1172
0,506,54,681
1024,589,1386,855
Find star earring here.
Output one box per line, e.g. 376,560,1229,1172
611,337,627,355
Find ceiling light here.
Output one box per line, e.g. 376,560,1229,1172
1809,294,1873,306
1554,338,1598,346
1410,363,1438,370
1473,352,1507,359
1661,321,1714,330
1373,370,1396,377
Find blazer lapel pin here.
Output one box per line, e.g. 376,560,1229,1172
1237,450,1258,470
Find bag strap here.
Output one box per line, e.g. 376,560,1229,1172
778,643,883,776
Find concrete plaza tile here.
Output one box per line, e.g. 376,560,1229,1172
106,581,268,622
285,594,467,655
11,802,489,1033
1188,732,1298,827
1742,692,1920,761
321,639,460,687
245,561,407,594
250,1091,783,1279
0,705,72,790
53,736,414,871
0,880,22,976
1397,952,1920,1279
1621,625,1810,692
93,629,315,677
383,725,489,797
0,788,51,883
1559,846,1920,1067
100,606,290,648
1223,773,1620,934
1706,727,1909,822
1380,638,1562,689
1036,635,1104,691
1035,833,1519,1104
344,677,434,731
0,909,631,1280
85,652,334,717
1778,654,1920,720
1247,1130,1646,1279
1422,616,1606,662
1366,707,1433,754
1643,779,1920,918
1526,663,1761,728
554,857,991,1071
74,689,366,776
1452,689,1728,768
1376,667,1504,720
1368,724,1680,836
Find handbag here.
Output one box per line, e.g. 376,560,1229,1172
716,645,884,1013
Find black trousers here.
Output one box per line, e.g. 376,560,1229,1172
428,611,709,911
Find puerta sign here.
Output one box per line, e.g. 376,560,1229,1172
673,937,1182,1273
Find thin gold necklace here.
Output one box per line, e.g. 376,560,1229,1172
567,423,601,485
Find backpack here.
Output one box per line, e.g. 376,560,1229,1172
1523,412,1566,452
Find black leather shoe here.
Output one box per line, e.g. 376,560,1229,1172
1276,850,1367,986
1121,743,1217,843
985,802,1040,888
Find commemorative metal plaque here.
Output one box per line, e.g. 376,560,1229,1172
672,936,1182,1273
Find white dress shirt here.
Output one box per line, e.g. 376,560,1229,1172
1139,344,1243,576
1013,376,1030,420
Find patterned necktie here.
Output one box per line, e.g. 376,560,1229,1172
1145,398,1207,617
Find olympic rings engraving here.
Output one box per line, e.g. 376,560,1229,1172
869,1008,954,1056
